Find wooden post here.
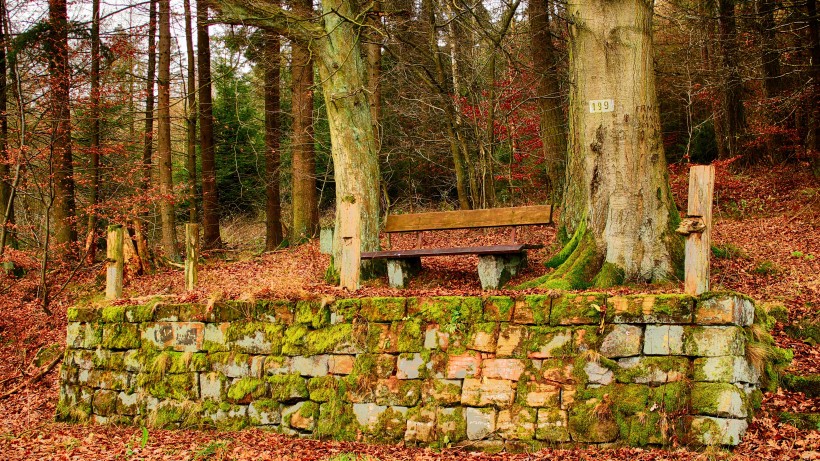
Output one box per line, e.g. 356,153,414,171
339,200,361,291
679,165,715,296
105,224,124,300
185,223,199,291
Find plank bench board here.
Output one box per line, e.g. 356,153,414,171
385,205,553,232
361,244,543,260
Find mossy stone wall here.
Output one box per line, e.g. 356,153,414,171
59,292,767,450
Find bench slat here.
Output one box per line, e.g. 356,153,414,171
361,244,542,260
384,205,553,232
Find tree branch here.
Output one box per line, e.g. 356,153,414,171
212,0,323,42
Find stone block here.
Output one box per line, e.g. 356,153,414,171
153,303,180,321
481,359,526,381
421,379,462,406
683,326,746,357
142,323,174,349
536,409,569,442
85,370,130,390
375,378,421,406
568,398,619,443
200,372,225,400
367,320,423,353
519,381,560,407
283,401,318,431
227,322,282,355
211,352,253,378
512,295,551,325
616,356,689,384
599,324,643,358
584,361,614,385
483,296,514,322
397,353,425,380
360,297,407,322
436,407,466,442
694,356,759,384
468,323,498,353
496,406,536,440
550,293,605,326
461,378,515,407
92,389,118,416
696,294,755,326
478,254,525,289
66,322,103,349
644,325,684,355
249,399,281,425
446,352,481,379
329,355,355,375
351,354,396,379
353,402,387,428
606,294,694,324
319,228,333,254
405,407,437,443
688,416,748,446
291,355,329,377
691,382,748,418
116,391,140,415
496,324,527,357
256,300,295,324
526,327,572,359
263,356,290,376
66,306,102,323
465,407,496,440
387,258,421,289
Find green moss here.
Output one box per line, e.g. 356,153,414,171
711,243,748,260
256,299,294,323
614,356,689,384
568,398,619,443
282,324,310,356
368,407,408,442
101,305,126,323
227,377,267,402
625,412,666,446
591,262,625,289
550,293,604,326
267,373,308,401
784,318,820,346
752,260,781,276
124,303,155,323
546,220,585,269
202,402,248,430
526,327,574,358
483,296,514,321
308,376,338,402
295,300,331,328
517,295,551,325
101,323,141,349
225,321,284,354
332,299,361,322
139,373,199,400
781,374,820,397
376,380,421,406
148,351,209,374
780,412,820,430
760,346,793,392
437,407,467,444
66,306,101,323
410,296,479,327
612,384,651,415
324,257,340,285
540,227,602,290
316,383,359,440
691,382,748,417
303,323,355,355
360,297,407,321
651,382,690,413
396,318,424,352
350,354,396,380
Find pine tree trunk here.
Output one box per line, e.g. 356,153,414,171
49,0,77,253
157,0,179,260
264,29,284,250
197,0,222,249
184,0,198,223
529,0,566,202
549,0,682,289
136,0,157,269
84,0,101,264
290,0,318,243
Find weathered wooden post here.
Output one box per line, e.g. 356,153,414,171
339,200,361,291
677,165,715,295
185,223,199,291
105,224,124,300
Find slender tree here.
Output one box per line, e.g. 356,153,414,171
184,0,198,223
264,29,283,250
808,0,820,173
717,0,746,159
541,0,682,288
197,0,223,248
290,0,318,243
0,0,9,249
49,0,77,252
84,0,101,263
157,0,179,259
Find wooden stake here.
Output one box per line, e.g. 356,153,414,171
106,224,124,300
339,200,361,291
185,223,199,291
682,165,715,296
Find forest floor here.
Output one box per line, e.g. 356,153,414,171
0,164,819,460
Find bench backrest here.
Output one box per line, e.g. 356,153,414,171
384,205,554,233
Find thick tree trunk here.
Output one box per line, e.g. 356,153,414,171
184,0,198,223
137,0,157,269
546,0,682,289
807,0,820,174
49,0,77,253
290,0,318,243
367,0,382,152
197,0,222,249
717,0,746,159
757,0,783,162
84,0,101,264
264,29,284,250
157,0,179,260
529,0,566,202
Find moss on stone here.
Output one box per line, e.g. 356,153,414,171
66,306,101,323
651,381,690,414
138,372,199,400
410,296,479,327
316,385,359,440
568,398,619,443
124,304,155,323
149,351,209,374
101,305,126,323
541,232,600,290
332,299,361,322
227,377,267,403
780,412,820,431
483,296,515,321
526,327,574,358
256,299,294,323
592,262,625,289
550,293,605,326
612,384,651,415
350,354,396,380
437,407,467,444
396,318,424,352
225,321,284,354
101,323,141,350
303,323,355,355
282,324,310,356
781,373,820,397
308,376,338,402
295,300,331,328
360,297,407,322
267,373,308,401
545,220,585,269
368,407,408,442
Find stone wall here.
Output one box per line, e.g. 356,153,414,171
59,292,769,450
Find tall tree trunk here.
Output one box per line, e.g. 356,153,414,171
717,0,746,160
135,0,157,270
0,0,9,249
367,0,382,152
264,29,283,250
290,0,318,243
84,0,101,264
547,0,682,289
197,0,222,249
529,0,566,202
184,0,198,223
49,0,77,253
757,0,783,162
157,0,179,260
807,0,820,174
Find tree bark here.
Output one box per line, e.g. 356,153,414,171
157,0,179,260
264,29,284,250
136,0,157,270
290,0,318,243
547,0,682,289
184,0,198,223
807,0,820,173
367,0,382,152
197,0,223,249
717,0,746,159
0,0,9,249
49,0,77,253
529,0,566,202
84,0,101,264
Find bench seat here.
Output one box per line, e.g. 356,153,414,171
361,244,543,260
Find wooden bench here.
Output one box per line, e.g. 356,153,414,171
361,205,554,289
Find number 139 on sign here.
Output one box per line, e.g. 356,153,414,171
589,99,615,113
